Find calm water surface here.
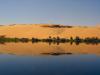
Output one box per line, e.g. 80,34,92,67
0,42,100,75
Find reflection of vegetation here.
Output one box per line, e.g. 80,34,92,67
42,52,72,56
0,36,100,45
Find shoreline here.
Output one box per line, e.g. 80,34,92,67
0,36,100,45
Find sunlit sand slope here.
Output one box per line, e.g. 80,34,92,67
0,24,100,38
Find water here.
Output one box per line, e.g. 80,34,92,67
0,42,100,75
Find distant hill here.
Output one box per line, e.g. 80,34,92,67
96,24,100,27
0,25,4,26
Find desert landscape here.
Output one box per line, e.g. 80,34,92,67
0,0,100,74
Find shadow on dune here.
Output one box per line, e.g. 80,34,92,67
41,24,73,28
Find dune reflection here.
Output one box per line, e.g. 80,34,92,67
0,42,100,56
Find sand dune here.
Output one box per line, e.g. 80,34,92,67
0,24,100,38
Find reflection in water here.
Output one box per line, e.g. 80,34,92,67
41,52,72,56
0,42,100,56
0,42,100,75
1,54,100,75
32,41,99,46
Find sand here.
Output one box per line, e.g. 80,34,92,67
0,24,100,39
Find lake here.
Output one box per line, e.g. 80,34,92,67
0,42,100,75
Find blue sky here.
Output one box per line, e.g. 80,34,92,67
0,0,100,25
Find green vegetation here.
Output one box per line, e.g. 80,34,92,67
0,37,29,43
0,36,100,45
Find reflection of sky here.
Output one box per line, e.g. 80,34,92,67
0,0,100,25
0,54,100,75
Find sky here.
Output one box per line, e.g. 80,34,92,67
0,0,100,26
